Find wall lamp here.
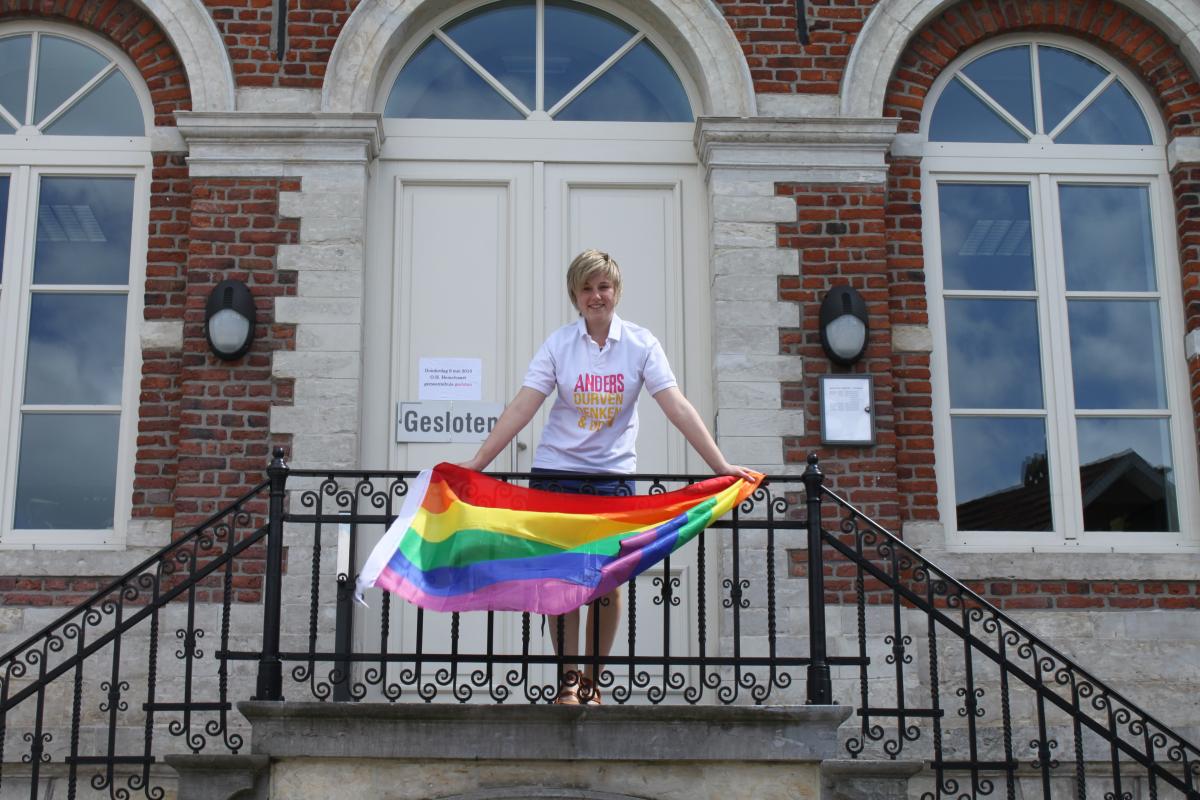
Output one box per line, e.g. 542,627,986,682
205,279,256,361
819,285,869,366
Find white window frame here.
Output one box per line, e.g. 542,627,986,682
0,22,152,549
920,34,1200,552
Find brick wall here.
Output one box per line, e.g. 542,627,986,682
204,0,358,89
0,0,191,125
775,182,898,528
133,153,192,522
173,178,299,532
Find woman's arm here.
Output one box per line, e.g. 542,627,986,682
652,386,755,481
457,386,547,471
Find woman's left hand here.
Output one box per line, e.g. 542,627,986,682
717,462,758,483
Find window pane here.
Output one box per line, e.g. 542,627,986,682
44,70,143,136
442,0,535,109
0,175,8,281
946,299,1043,409
556,39,691,121
1060,185,1155,291
545,0,636,110
34,35,109,125
14,412,120,530
929,78,1025,143
953,416,1052,531
938,183,1035,290
24,293,127,405
1068,300,1166,409
1077,418,1178,532
1056,81,1152,145
385,37,523,119
961,45,1034,133
0,35,32,125
1038,46,1107,134
33,176,135,285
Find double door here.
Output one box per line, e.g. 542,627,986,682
358,157,714,698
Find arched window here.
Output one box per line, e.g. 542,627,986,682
0,26,149,545
921,37,1197,550
383,0,692,121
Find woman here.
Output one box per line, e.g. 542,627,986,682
458,249,753,705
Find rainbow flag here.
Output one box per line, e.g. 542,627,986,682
356,463,762,615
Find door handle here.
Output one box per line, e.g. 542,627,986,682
516,441,528,451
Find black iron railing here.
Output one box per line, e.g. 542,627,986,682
1,450,1197,800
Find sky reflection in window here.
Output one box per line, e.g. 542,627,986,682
1059,185,1155,292
946,299,1043,409
938,183,1035,291
443,0,536,109
33,177,135,285
34,35,109,124
1068,300,1166,410
24,293,127,405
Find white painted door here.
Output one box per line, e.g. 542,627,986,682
361,156,713,701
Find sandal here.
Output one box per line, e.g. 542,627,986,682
553,670,584,705
577,675,603,706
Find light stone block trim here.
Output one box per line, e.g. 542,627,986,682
1168,135,1200,169
712,195,797,223
715,353,804,381
891,324,933,353
140,319,184,351
715,324,783,354
1187,328,1200,360
274,297,361,324
718,435,785,464
716,381,781,409
277,242,363,272
715,300,798,327
717,408,806,437
712,221,779,248
713,247,799,276
712,273,781,301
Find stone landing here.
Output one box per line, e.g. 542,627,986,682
166,702,918,800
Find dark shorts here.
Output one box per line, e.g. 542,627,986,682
529,467,634,497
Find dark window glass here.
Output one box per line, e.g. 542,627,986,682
14,412,120,529
556,39,691,121
0,35,31,125
44,70,143,136
961,45,1035,132
929,78,1025,143
544,0,635,109
442,0,536,109
0,175,8,280
1038,46,1107,133
34,34,108,124
1056,81,1152,145
386,37,523,119
1076,418,1178,532
938,183,1035,290
953,416,1053,531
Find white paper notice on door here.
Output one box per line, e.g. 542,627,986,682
418,357,482,401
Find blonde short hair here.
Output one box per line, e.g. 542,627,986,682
566,249,622,311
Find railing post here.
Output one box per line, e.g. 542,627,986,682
255,446,288,701
803,452,833,705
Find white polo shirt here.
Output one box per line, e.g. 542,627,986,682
523,314,677,473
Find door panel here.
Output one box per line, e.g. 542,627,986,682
390,164,534,470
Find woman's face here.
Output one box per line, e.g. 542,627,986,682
574,274,617,326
